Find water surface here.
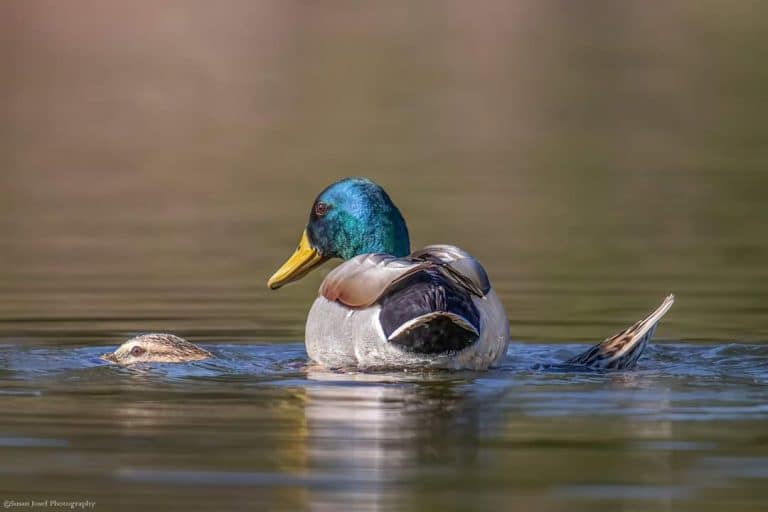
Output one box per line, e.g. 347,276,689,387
1,1,767,510
1,342,768,511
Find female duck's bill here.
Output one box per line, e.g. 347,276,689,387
101,333,212,365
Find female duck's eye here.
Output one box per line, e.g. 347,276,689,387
314,202,329,217
130,346,146,357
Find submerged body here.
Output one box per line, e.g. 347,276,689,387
101,333,212,365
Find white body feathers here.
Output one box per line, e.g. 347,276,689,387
304,245,510,370
305,289,509,370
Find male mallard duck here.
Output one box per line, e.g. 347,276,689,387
268,177,509,370
101,333,212,365
267,177,675,371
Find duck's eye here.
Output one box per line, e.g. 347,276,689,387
130,345,146,357
314,201,329,217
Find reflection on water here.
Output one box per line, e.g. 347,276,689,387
1,343,768,510
1,0,768,510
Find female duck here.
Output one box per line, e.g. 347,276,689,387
101,333,212,365
268,177,509,370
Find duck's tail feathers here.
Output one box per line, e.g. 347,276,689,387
565,294,675,370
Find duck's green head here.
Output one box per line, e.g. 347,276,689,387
268,177,410,289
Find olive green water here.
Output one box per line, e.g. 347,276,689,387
1,2,767,510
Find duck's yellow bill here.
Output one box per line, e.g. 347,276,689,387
268,230,326,289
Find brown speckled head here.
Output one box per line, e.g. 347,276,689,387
101,333,212,365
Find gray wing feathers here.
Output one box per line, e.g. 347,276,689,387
319,246,491,308
319,254,431,307
410,245,491,296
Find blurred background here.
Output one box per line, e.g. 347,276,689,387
1,0,766,345
1,2,768,510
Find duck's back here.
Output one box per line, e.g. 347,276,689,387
305,245,509,370
378,268,481,353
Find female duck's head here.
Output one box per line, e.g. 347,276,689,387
101,333,212,364
268,177,410,289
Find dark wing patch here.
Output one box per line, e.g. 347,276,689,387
379,269,480,354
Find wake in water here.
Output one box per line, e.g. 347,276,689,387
2,338,766,382
2,337,768,424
